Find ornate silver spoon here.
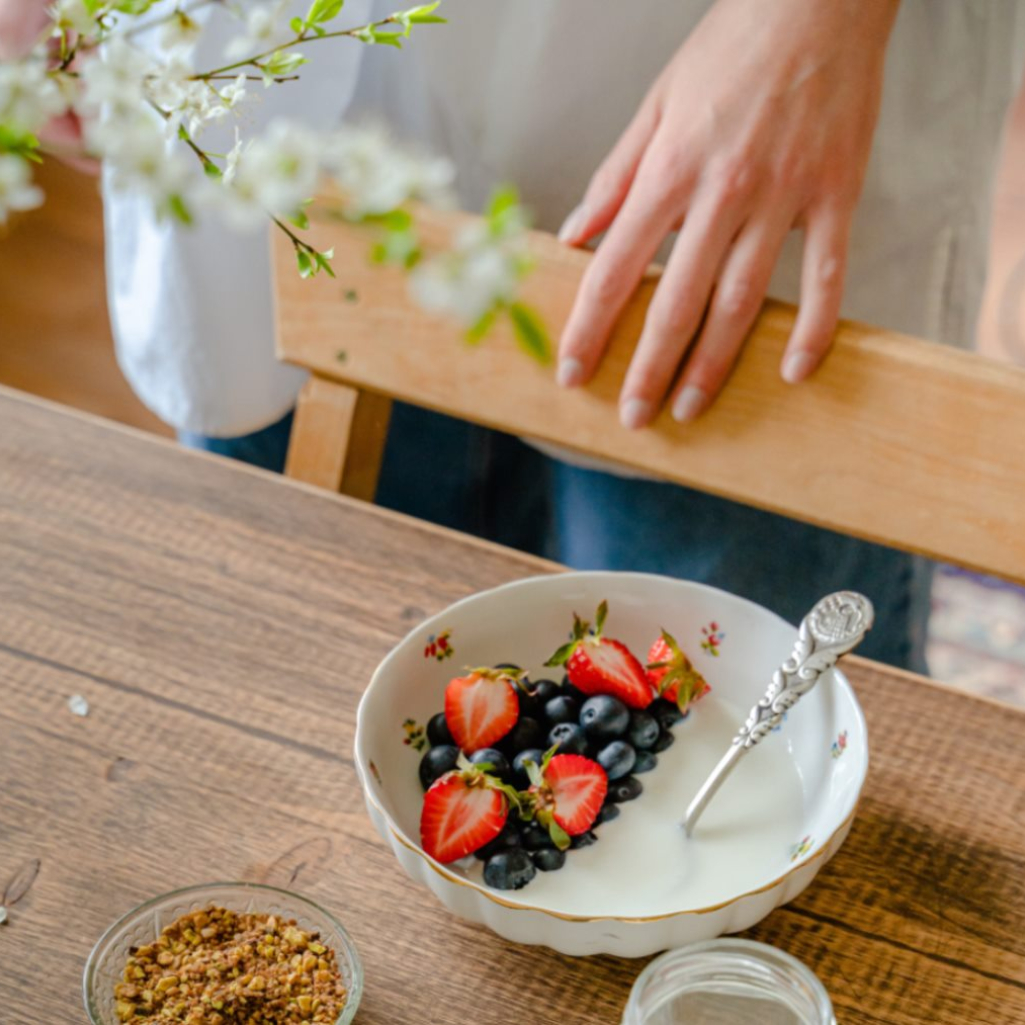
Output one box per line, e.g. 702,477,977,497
682,591,874,836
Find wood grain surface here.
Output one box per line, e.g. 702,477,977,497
0,386,1023,1025
272,204,1025,586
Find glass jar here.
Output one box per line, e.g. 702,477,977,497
622,939,836,1025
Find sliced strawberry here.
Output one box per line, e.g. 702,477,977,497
527,751,608,849
647,629,711,713
420,766,510,864
545,601,655,709
444,667,521,752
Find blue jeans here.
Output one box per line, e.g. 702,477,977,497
181,403,930,672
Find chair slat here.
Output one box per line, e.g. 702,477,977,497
272,204,1025,584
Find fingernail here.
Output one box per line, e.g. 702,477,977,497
620,397,653,430
558,203,587,244
672,385,708,423
781,350,818,384
557,357,585,388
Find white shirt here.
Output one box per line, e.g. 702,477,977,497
104,0,1025,437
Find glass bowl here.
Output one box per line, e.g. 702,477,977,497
83,882,363,1025
622,939,836,1024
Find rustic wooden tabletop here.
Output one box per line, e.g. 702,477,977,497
1,386,1022,1024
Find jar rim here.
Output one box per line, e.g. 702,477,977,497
622,938,835,1025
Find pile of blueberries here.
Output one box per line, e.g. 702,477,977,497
417,668,687,890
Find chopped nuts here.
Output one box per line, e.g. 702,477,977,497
113,906,347,1024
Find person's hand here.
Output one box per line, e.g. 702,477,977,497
0,0,99,174
556,0,899,428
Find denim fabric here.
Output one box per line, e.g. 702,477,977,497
180,404,930,673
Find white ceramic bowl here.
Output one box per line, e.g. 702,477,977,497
355,572,867,958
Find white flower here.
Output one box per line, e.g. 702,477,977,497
49,0,97,38
79,35,153,118
324,125,454,216
158,9,202,54
411,216,527,326
0,58,65,133
223,0,291,60
88,109,194,212
214,119,321,228
0,154,44,224
219,74,247,109
144,55,231,137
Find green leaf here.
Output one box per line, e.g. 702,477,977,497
296,249,314,278
524,758,543,790
113,0,154,13
0,127,42,161
167,194,193,225
487,184,519,221
402,2,445,23
544,640,576,668
355,25,404,47
290,208,310,230
465,308,496,345
594,599,608,636
508,302,551,364
314,249,336,278
290,15,305,33
203,159,223,179
262,51,308,78
306,0,344,25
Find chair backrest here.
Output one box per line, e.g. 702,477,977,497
271,203,1025,586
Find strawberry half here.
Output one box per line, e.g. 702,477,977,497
444,666,521,752
545,601,655,709
647,629,711,713
420,762,516,864
526,750,608,850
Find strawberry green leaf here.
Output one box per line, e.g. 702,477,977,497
594,600,608,636
547,819,572,851
544,640,576,668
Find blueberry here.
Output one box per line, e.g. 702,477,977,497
520,822,555,851
469,747,511,782
626,709,659,750
596,740,636,780
474,822,521,860
426,712,454,748
533,678,561,703
560,678,587,703
483,848,536,890
501,717,547,756
570,830,598,849
544,695,580,726
418,745,459,790
579,695,630,741
518,678,558,718
548,722,588,756
651,697,685,732
511,748,545,788
607,775,643,803
652,727,676,753
531,847,567,872
596,802,621,825
633,750,658,774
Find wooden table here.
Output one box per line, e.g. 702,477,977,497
1,386,1023,1025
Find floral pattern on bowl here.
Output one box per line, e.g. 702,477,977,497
701,622,725,657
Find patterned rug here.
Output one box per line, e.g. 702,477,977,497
927,566,1025,708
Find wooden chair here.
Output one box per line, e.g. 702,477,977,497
270,204,1025,586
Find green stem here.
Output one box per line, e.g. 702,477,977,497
192,14,400,80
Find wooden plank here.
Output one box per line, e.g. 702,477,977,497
272,205,1025,585
0,386,1023,1025
285,373,392,500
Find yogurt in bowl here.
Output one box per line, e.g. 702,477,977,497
355,572,867,957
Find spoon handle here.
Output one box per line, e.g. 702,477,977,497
682,591,874,836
